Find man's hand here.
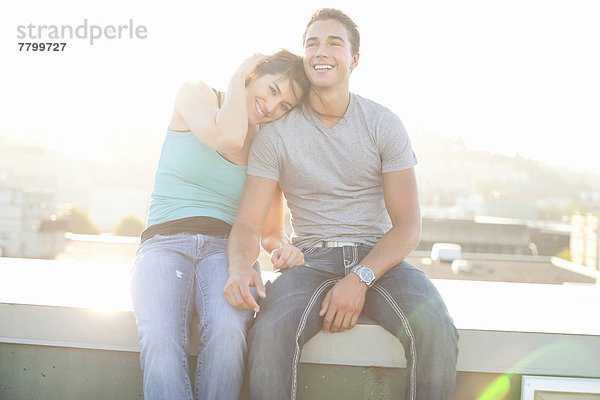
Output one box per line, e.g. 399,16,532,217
271,244,304,271
319,273,368,333
223,267,266,312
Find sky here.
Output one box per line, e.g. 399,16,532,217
1,0,599,171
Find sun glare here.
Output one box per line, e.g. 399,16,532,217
0,258,133,313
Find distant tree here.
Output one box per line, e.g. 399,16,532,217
64,207,101,235
114,215,145,237
555,247,571,261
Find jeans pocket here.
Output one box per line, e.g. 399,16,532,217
202,236,228,258
302,246,317,255
134,233,176,262
301,248,341,275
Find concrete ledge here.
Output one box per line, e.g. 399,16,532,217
2,302,600,379
2,257,600,400
301,323,600,378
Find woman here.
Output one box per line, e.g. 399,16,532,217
130,50,309,400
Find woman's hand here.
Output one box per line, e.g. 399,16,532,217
236,54,269,81
270,244,304,271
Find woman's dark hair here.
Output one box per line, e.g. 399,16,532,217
303,8,360,56
254,49,310,103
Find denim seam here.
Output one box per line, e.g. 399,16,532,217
182,268,195,400
290,278,340,400
372,284,417,400
193,274,210,399
193,237,211,399
342,246,359,274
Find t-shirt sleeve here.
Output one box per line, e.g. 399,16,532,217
247,124,280,181
378,112,418,173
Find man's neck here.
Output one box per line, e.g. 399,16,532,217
308,86,351,129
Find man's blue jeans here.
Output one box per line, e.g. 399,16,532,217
130,233,257,400
248,244,459,400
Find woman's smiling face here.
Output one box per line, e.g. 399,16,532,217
245,74,303,125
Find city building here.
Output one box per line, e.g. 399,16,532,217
571,214,600,270
0,186,66,259
417,216,571,256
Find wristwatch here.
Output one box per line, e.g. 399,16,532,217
351,265,375,287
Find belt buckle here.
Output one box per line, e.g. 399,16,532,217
322,240,357,247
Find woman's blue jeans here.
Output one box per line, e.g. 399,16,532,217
247,244,459,400
130,233,257,400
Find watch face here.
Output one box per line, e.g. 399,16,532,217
359,268,375,283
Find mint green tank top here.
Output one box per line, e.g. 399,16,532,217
146,129,247,228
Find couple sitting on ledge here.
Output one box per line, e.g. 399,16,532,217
130,8,458,400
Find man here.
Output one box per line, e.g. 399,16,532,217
224,8,459,400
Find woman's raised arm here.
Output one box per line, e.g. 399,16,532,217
171,55,266,153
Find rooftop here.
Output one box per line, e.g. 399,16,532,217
408,252,598,285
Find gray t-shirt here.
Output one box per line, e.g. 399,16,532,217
248,93,417,248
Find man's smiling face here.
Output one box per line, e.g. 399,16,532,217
303,19,359,90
